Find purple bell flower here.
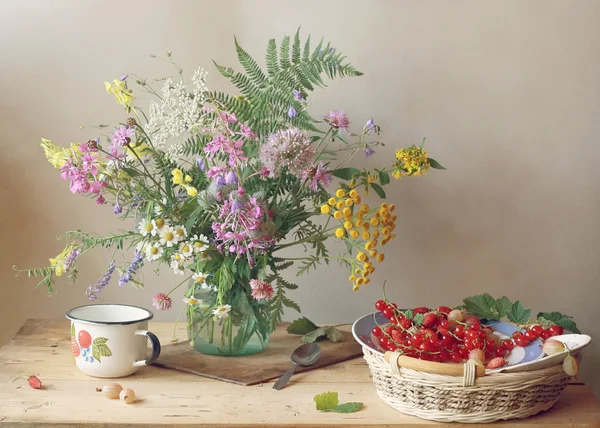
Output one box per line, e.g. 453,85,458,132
293,89,303,101
196,157,206,172
365,119,375,131
288,106,297,118
231,200,243,213
216,175,226,187
225,171,238,184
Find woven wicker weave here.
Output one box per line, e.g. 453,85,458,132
363,346,573,423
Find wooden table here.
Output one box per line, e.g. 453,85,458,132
1,320,599,427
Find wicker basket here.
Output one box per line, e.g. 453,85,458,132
363,347,574,423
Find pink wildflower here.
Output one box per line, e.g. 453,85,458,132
152,293,172,311
249,279,274,302
324,110,350,131
301,162,332,191
109,126,134,157
240,124,257,139
259,128,315,178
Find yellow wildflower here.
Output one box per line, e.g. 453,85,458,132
355,220,364,228
349,189,359,198
377,254,385,263
389,204,396,212
356,278,365,286
362,231,371,240
344,221,353,230
335,228,345,238
320,204,331,214
40,138,72,169
361,204,370,213
367,174,377,183
345,199,353,207
353,196,362,204
369,249,378,258
382,227,391,236
356,252,367,262
342,207,352,217
185,175,193,183
335,189,346,198
333,211,343,220
370,218,380,227
349,230,359,239
364,278,371,285
372,230,380,239
49,246,74,277
336,201,345,210
365,241,375,251
328,198,337,206
185,185,198,197
105,78,135,112
349,275,357,282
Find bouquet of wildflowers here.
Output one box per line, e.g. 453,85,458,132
19,30,443,355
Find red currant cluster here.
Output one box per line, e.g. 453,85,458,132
372,300,564,366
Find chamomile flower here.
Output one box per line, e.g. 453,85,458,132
159,226,178,247
172,225,187,242
212,304,231,319
170,254,186,275
192,272,208,288
183,297,202,306
180,242,193,258
138,219,154,237
145,243,163,261
191,234,209,253
152,218,168,236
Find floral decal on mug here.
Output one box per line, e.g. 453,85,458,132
71,323,113,363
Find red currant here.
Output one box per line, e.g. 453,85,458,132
375,300,386,311
530,325,543,337
400,318,412,330
453,325,465,339
514,336,529,347
410,333,424,347
548,325,564,336
379,337,389,348
465,329,479,340
450,352,463,363
372,326,382,337
524,330,537,341
485,338,497,350
502,339,514,350
437,306,452,314
540,329,551,340
423,313,438,328
382,307,394,319
438,319,449,330
413,306,430,315
466,317,481,330
495,346,509,358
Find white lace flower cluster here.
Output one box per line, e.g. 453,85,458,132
143,67,209,153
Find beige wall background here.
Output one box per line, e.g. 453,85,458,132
1,0,599,396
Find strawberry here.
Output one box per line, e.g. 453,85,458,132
13,375,42,389
486,357,506,369
71,337,80,357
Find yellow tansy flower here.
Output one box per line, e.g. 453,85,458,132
345,199,353,207
328,198,337,206
335,228,346,238
369,249,378,258
349,230,359,239
333,211,343,219
349,189,359,198
335,189,346,198
356,252,367,262
344,221,353,230
389,204,396,212
362,231,371,241
349,275,357,282
370,218,380,227
343,207,352,217
377,254,385,262
321,204,331,214
336,201,345,210
353,196,362,204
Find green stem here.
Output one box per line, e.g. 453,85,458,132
166,275,193,297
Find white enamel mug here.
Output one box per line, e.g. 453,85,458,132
66,304,161,378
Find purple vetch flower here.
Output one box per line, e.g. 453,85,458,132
364,147,376,157
225,171,238,185
119,250,144,286
365,119,375,131
293,89,303,100
86,260,116,301
120,75,128,81
288,106,297,118
130,194,142,207
324,110,350,131
64,249,81,271
231,200,244,213
113,202,122,214
196,157,206,172
216,175,226,188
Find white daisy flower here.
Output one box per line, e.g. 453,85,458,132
180,242,193,258
170,256,185,275
152,218,168,236
183,297,202,306
145,243,163,261
212,304,231,319
172,225,187,242
191,234,209,253
159,226,177,247
138,219,154,237
192,272,208,288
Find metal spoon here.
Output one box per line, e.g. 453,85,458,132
272,343,321,390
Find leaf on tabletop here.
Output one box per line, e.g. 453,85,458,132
506,300,531,324
537,311,580,333
323,402,364,413
301,327,326,343
314,391,339,410
324,326,345,342
287,317,319,335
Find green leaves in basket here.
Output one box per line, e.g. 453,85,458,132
463,293,530,323
287,317,345,343
314,391,363,413
537,312,581,334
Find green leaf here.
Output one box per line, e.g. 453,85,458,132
428,158,446,170
495,296,512,318
71,323,75,338
324,326,345,342
292,28,301,64
537,311,580,333
412,313,425,326
120,167,143,177
287,317,318,335
331,167,360,180
370,182,386,199
323,402,363,413
506,300,531,324
92,337,108,345
378,170,390,186
301,327,326,343
463,293,499,320
314,392,339,410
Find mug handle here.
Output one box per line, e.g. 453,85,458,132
133,330,161,367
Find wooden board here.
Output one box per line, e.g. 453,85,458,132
1,319,599,427
153,322,363,385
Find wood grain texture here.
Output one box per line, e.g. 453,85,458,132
0,319,599,427
154,322,362,385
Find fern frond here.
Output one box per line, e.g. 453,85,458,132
292,28,301,64
280,35,291,70
234,36,266,88
266,39,279,77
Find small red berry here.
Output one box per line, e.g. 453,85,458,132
530,325,543,337
412,307,429,315
540,329,551,340
548,325,564,336
400,318,412,330
371,326,382,337
502,339,515,350
437,306,452,314
13,375,42,389
423,313,438,328
375,300,386,311
524,330,537,341
486,357,506,369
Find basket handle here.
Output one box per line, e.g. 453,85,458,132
384,351,485,378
